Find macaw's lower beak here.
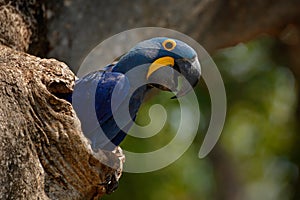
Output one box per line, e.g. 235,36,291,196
148,66,178,92
147,56,201,98
171,57,201,99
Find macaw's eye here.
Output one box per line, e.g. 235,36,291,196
162,39,176,51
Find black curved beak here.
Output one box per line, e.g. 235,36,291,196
147,56,201,97
171,57,201,99
147,66,178,92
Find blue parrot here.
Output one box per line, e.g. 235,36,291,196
67,37,201,151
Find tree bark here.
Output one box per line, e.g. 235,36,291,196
0,1,123,199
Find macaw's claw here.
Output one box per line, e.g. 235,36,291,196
99,174,119,194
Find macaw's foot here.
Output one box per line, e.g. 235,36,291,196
91,146,125,195
100,173,119,194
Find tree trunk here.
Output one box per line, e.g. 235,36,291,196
0,1,123,199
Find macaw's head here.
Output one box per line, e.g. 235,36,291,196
112,37,201,98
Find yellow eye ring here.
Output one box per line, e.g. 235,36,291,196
162,39,176,51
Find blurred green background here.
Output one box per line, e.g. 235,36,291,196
102,37,299,200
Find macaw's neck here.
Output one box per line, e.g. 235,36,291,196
112,52,154,98
111,51,162,121
112,51,155,74
122,76,151,116
112,54,154,117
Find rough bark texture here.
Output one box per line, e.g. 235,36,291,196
0,0,48,55
0,44,124,199
0,1,123,199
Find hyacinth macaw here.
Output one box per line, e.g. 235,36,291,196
67,37,201,151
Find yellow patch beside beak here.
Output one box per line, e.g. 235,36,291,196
146,56,175,79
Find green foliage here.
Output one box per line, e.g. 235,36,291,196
103,37,298,200
215,38,298,200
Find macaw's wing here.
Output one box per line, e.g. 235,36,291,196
72,71,131,150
